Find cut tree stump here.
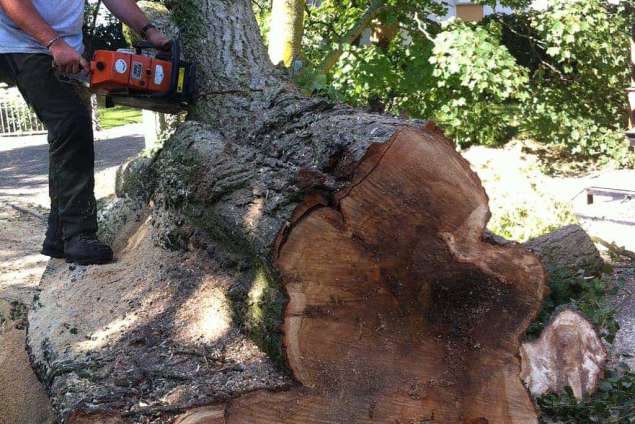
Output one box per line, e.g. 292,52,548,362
238,128,546,423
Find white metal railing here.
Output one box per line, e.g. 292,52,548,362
0,84,46,136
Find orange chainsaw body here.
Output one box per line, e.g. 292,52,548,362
90,50,173,95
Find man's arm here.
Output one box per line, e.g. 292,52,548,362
0,0,88,73
102,0,170,49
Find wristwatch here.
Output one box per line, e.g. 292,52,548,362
140,23,157,39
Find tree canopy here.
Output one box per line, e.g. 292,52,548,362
255,0,634,163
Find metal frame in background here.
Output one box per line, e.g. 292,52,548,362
0,84,46,136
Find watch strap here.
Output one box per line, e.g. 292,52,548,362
140,23,157,39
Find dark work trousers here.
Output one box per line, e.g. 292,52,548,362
0,53,97,241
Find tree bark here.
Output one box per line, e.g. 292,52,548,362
26,1,548,423
525,225,604,276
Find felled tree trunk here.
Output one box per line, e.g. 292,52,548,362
26,1,547,423
221,127,546,423
525,225,604,276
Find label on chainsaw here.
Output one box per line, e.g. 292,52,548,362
131,62,143,80
114,59,127,74
177,67,186,93
154,64,165,85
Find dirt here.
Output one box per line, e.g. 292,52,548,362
608,258,635,370
0,201,49,303
0,203,54,424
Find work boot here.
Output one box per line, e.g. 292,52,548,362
64,233,113,265
41,209,64,259
41,236,64,259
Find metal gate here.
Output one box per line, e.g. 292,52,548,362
0,84,46,136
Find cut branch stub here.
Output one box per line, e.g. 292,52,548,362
225,127,548,423
520,309,607,400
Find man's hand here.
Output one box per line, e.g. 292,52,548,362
102,0,171,51
50,39,89,74
146,28,171,51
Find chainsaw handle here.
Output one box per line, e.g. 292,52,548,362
133,40,173,55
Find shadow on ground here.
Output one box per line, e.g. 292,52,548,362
0,133,145,192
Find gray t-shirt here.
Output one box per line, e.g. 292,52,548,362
0,0,84,54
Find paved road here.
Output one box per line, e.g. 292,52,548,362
549,170,635,252
0,124,145,208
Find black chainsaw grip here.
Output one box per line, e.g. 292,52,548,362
133,40,174,58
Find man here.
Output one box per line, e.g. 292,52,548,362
0,0,169,265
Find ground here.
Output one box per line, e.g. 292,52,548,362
0,124,145,424
0,130,634,423
611,261,635,370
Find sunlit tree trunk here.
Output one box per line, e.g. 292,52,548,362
268,0,306,67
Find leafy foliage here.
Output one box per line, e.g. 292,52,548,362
427,21,528,146
526,267,620,343
258,0,633,160
538,364,635,423
253,0,272,47
82,1,127,52
304,14,529,146
328,33,435,114
488,193,577,242
517,0,632,161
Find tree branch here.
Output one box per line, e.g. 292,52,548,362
318,0,388,74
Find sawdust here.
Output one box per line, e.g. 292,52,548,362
28,212,290,421
0,301,54,424
0,201,49,303
0,203,54,424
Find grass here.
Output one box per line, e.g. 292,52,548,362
97,106,142,130
538,365,635,423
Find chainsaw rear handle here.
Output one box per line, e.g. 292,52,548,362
51,57,90,73
133,40,173,57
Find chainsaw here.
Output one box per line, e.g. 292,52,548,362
57,39,196,114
